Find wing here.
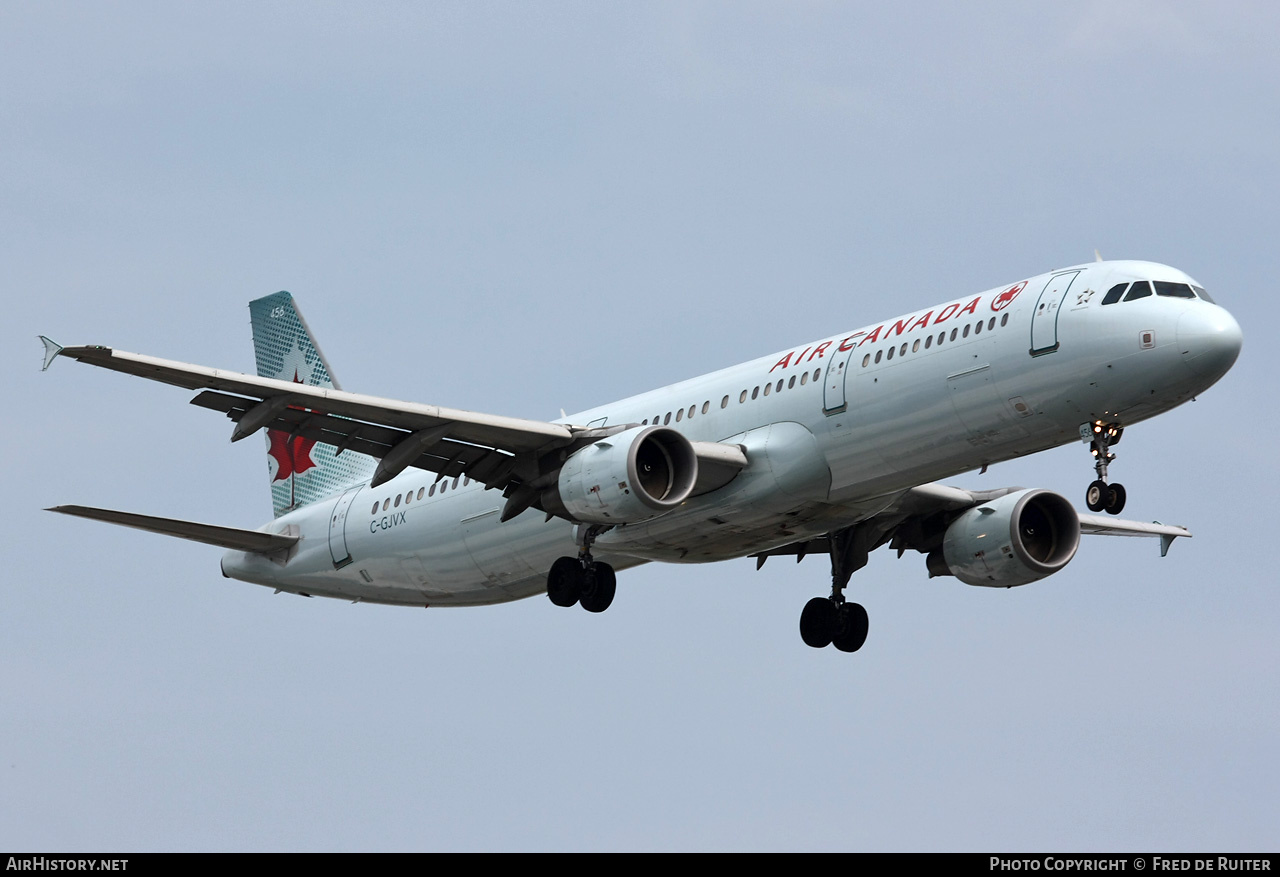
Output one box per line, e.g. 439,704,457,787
1077,513,1190,557
753,483,1192,569
43,342,747,516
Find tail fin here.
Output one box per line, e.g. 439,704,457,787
249,292,376,517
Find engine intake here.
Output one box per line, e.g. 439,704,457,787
930,488,1080,588
544,425,698,524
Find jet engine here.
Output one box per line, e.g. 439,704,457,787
926,488,1080,587
543,425,698,525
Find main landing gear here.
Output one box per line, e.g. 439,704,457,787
799,526,870,653
1083,421,1127,515
546,526,616,613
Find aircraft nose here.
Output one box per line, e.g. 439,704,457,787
1177,305,1243,381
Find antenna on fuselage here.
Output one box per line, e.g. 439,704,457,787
1094,249,1104,262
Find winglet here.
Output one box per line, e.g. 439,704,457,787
1156,523,1179,558
38,336,63,371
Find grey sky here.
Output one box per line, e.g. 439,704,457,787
3,1,1277,851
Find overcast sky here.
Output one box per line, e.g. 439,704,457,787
3,1,1277,851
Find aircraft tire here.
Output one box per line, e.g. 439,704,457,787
579,562,616,613
799,597,836,649
831,602,869,653
1104,483,1127,515
1086,480,1108,512
547,556,582,607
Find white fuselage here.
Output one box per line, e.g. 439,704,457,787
221,260,1241,606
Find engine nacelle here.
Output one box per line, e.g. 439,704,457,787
929,488,1080,588
545,425,698,524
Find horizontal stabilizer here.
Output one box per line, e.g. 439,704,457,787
46,505,299,554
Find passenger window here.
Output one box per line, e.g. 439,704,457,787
788,376,796,389
463,477,470,486
974,320,982,335
862,353,871,366
887,346,895,360
1102,283,1127,305
702,401,709,414
813,369,821,382
763,383,771,396
382,499,390,511
417,487,425,500
962,324,970,338
1125,281,1153,301
912,339,920,353
875,350,883,363
664,412,672,425
642,418,648,425
751,386,759,400
371,502,379,515
1154,281,1196,299
394,495,401,507
452,477,460,489
740,390,748,403
429,483,436,497
775,379,783,393
924,336,932,349
721,395,729,409
950,328,958,341
800,372,808,385
1000,313,1009,327
988,317,996,331
676,407,684,421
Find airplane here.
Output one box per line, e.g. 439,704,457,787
40,259,1242,653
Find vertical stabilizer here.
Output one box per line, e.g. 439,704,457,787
249,292,376,517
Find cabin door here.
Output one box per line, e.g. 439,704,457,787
823,343,859,414
328,486,362,568
1029,271,1081,355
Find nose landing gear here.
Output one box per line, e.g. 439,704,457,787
1083,421,1126,515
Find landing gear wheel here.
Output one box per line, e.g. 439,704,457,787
799,597,837,649
831,602,869,653
1086,479,1108,512
546,556,582,607
579,562,616,613
1104,483,1127,515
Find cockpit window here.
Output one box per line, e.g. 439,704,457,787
1124,281,1152,301
1102,283,1127,305
1154,281,1196,299
1191,285,1216,303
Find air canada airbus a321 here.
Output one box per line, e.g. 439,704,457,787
41,259,1241,653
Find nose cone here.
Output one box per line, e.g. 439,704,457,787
1178,305,1243,383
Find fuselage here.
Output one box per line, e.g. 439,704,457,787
221,260,1242,606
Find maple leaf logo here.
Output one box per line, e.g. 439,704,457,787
991,281,1027,312
266,370,318,483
